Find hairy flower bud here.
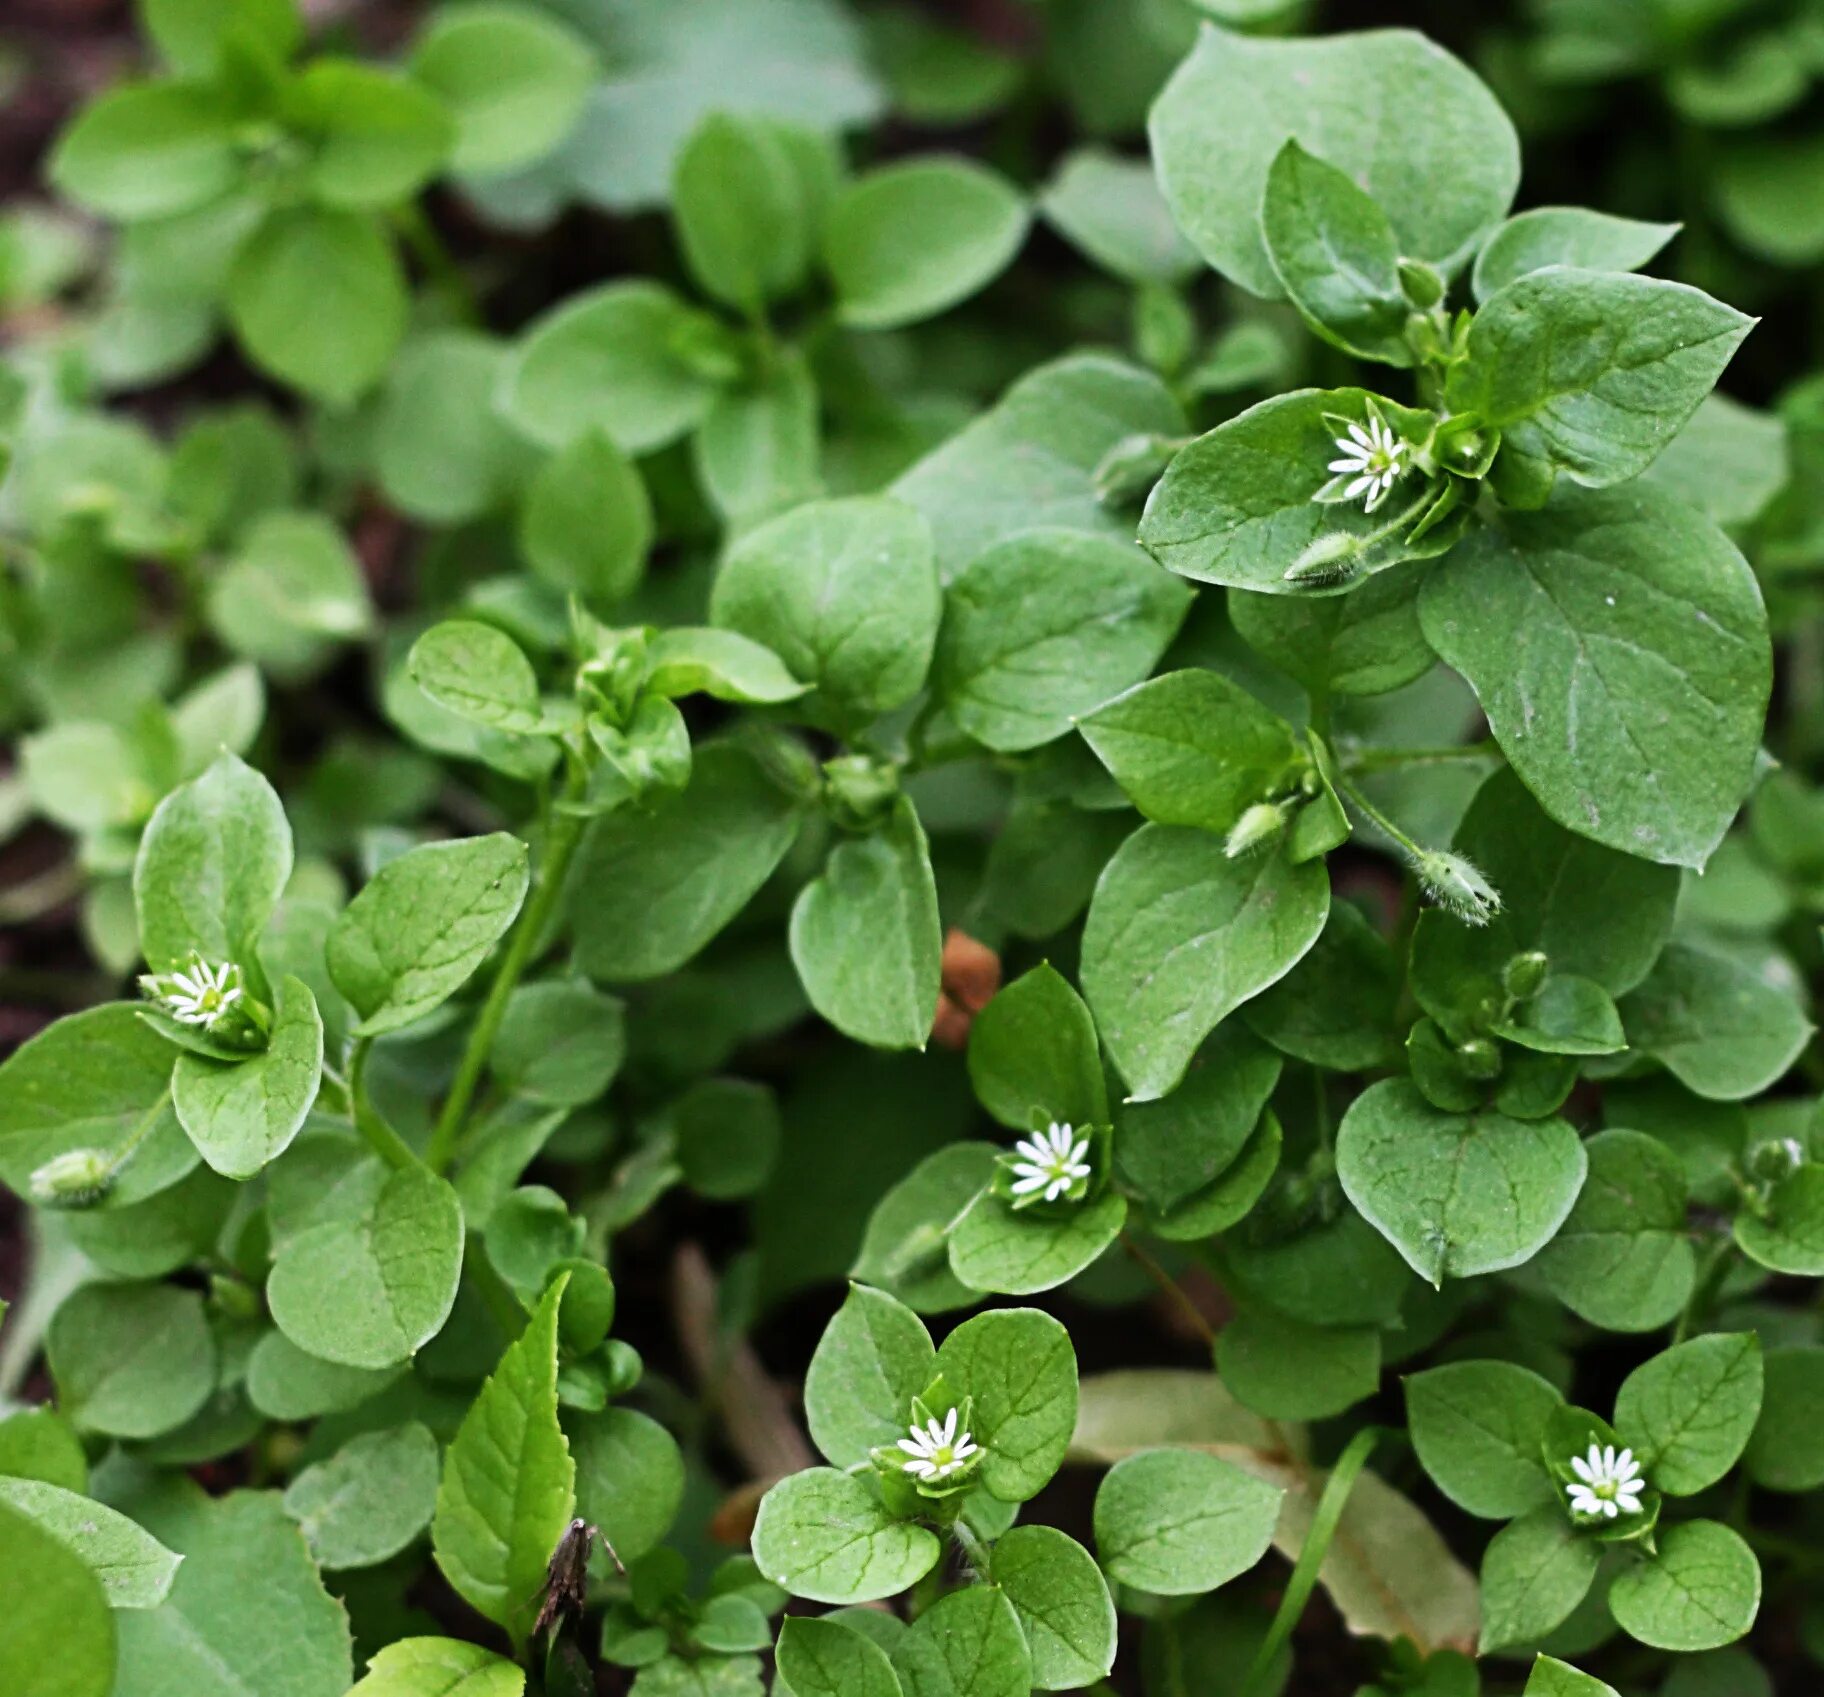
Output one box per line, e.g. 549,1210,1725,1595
1225,801,1289,859
1415,851,1501,926
29,1147,114,1209
1284,531,1363,589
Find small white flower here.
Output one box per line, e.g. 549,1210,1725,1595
1009,1122,1093,1203
1327,413,1408,512
144,955,244,1031
1565,1443,1644,1520
897,1407,979,1482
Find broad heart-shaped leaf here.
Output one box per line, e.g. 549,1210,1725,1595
1746,1346,1824,1493
1261,140,1412,366
0,1497,114,1697
851,1142,1001,1316
433,1279,575,1644
267,1164,465,1369
1472,207,1680,304
1417,484,1771,869
967,962,1106,1130
751,1468,940,1604
349,1637,525,1697
1242,899,1401,1073
775,1617,903,1697
1336,1079,1587,1286
1477,1505,1600,1654
1621,941,1813,1101
803,1283,936,1469
408,621,546,734
0,1476,182,1607
934,1307,1077,1503
1535,1130,1695,1333
1079,668,1303,836
565,1406,684,1564
1081,824,1329,1101
893,353,1185,582
789,797,941,1051
328,833,530,1036
934,529,1191,754
1405,1360,1562,1520
711,496,941,725
48,80,239,220
824,156,1029,330
572,741,806,981
1038,147,1198,285
1094,1447,1282,1595
0,1002,196,1206
948,1188,1126,1297
672,112,819,312
1735,1166,1824,1276
1607,1519,1760,1651
890,1584,1032,1697
1138,389,1446,595
1449,269,1753,496
1524,1657,1620,1697
1613,1333,1763,1497
1229,563,1434,700
247,1331,402,1421
172,976,322,1179
48,1282,215,1439
521,430,652,603
1149,25,1518,298
134,751,292,973
1214,1311,1380,1421
991,1525,1117,1690
282,1422,441,1570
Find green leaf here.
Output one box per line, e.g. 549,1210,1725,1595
1621,942,1812,1100
1735,1166,1824,1276
142,0,302,76
521,432,653,604
1232,557,1432,686
408,622,546,735
1081,825,1329,1101
432,1278,576,1642
1079,668,1303,836
948,1188,1126,1297
246,1331,403,1421
1094,1448,1282,1595
1405,1360,1562,1520
693,353,822,523
1524,1657,1620,1697
290,61,455,210
349,1638,525,1697
776,1616,903,1697
1744,1346,1824,1493
375,332,530,527
890,1585,1031,1697
50,83,239,221
0,1003,196,1206
672,1077,781,1201
1534,1130,1695,1333
804,1284,936,1469
1449,270,1753,495
935,530,1190,753
711,496,940,724
208,511,373,673
1643,392,1791,528
0,1407,87,1490
0,1476,182,1607
565,1406,684,1564
991,1525,1116,1690
227,207,407,404
967,962,1107,1131
672,112,819,311
1472,207,1680,303
1149,25,1517,298
1260,140,1412,365
267,1164,465,1369
1215,1312,1380,1421
935,1307,1077,1503
172,976,322,1179
1608,1519,1759,1651
824,158,1027,329
752,1468,940,1604
135,751,292,973
851,1143,1000,1315
328,833,530,1036
1242,901,1401,1072
1477,1505,1600,1654
1037,146,1197,286
282,1422,440,1569
1336,1078,1587,1286
573,742,805,981
1613,1333,1763,1497
0,1498,115,1697
48,1282,215,1439
502,282,723,454
408,3,594,175
1417,485,1771,869
790,797,940,1051
644,628,808,706
491,980,625,1108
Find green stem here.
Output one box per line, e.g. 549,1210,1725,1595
1332,768,1427,865
1238,1427,1380,1697
349,1039,424,1173
1673,1235,1737,1345
426,796,587,1174
390,202,478,325
950,1517,993,1583
1342,739,1500,775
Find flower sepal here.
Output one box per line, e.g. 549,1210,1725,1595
1544,1407,1660,1543
138,953,268,1054
872,1385,983,1504
991,1114,1111,1216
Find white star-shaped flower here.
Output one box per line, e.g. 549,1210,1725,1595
897,1407,979,1482
1565,1443,1644,1520
1009,1122,1092,1203
1327,414,1408,512
145,956,244,1030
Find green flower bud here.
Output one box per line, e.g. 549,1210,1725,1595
1455,1037,1502,1081
822,754,901,831
1502,950,1550,1000
601,1338,644,1399
1415,851,1501,927
1284,531,1363,589
1748,1136,1806,1185
29,1148,114,1209
1398,258,1445,309
1225,801,1289,859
